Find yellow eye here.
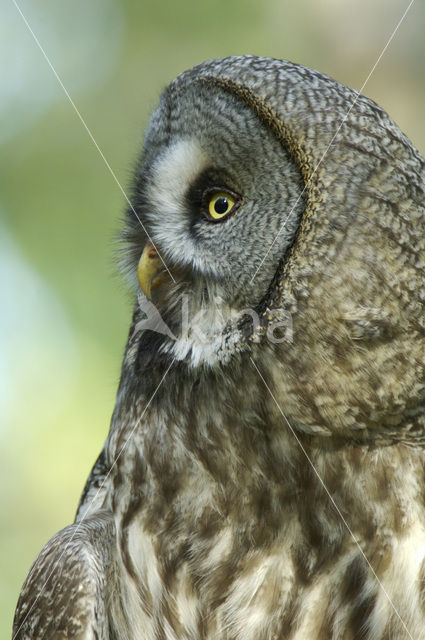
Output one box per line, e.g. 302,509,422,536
207,192,237,221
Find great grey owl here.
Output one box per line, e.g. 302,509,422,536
13,56,425,639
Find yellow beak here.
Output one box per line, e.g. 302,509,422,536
137,243,167,299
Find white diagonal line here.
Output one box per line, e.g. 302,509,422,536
13,358,175,639
249,0,416,284
250,356,414,640
10,0,175,284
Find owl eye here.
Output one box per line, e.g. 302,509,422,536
206,191,239,221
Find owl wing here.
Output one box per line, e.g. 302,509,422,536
13,511,115,640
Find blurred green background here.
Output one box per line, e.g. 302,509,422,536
1,0,424,635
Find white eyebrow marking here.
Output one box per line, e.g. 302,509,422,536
148,138,211,219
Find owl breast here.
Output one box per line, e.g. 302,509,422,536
114,381,425,640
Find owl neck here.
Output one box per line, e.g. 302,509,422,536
108,346,422,565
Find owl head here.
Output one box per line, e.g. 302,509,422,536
122,56,425,439
123,60,306,358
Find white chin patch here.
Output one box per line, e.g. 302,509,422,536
162,297,244,368
146,138,211,267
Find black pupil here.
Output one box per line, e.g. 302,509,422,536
214,197,229,215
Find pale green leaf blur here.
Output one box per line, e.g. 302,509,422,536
1,0,424,635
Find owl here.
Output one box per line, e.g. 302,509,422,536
13,56,425,640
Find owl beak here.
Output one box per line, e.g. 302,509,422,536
137,243,167,299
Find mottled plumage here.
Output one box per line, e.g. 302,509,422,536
14,56,425,639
